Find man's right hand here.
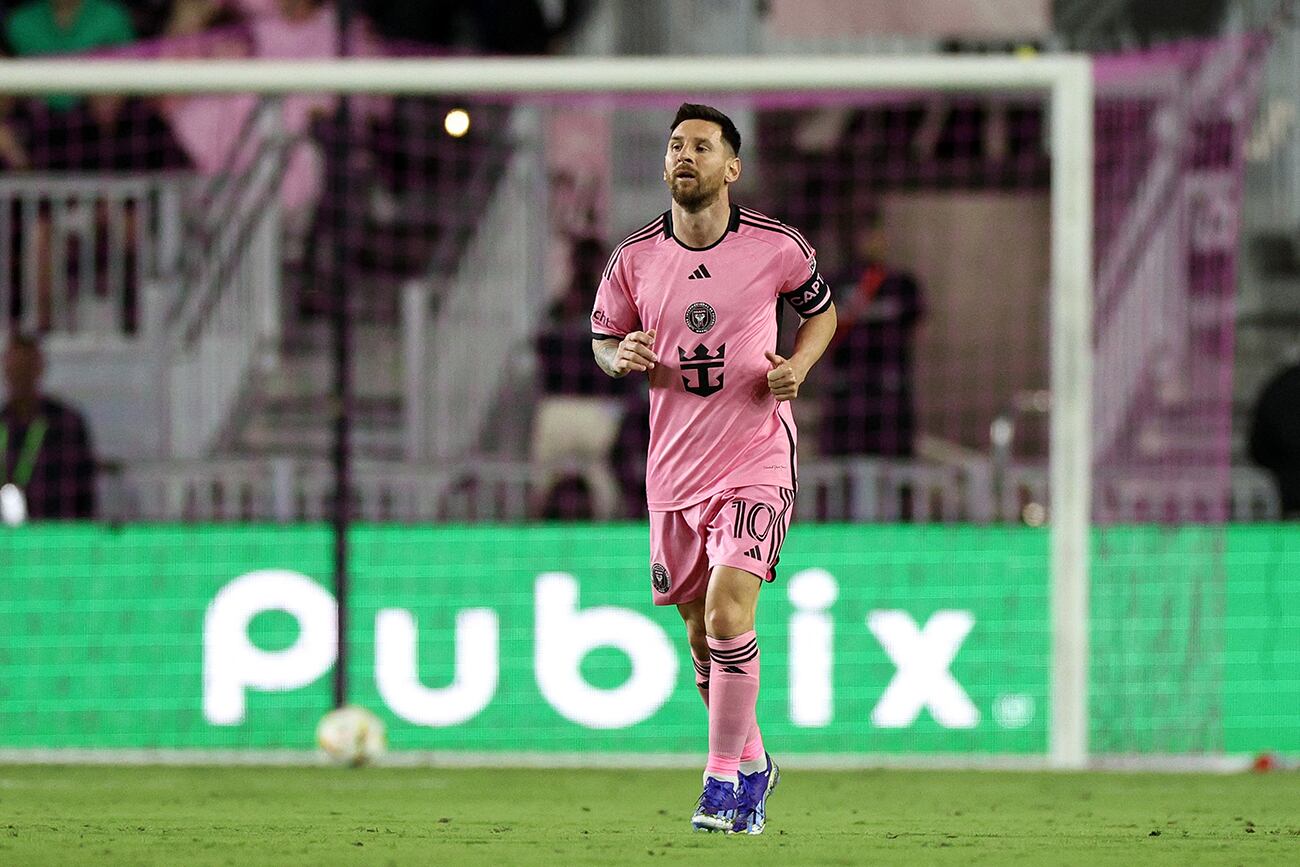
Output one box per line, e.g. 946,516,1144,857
611,329,658,376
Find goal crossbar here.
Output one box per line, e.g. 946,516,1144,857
0,55,1091,95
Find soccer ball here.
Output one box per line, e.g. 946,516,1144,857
316,706,387,766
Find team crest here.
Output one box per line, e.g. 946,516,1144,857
651,563,671,594
685,301,716,334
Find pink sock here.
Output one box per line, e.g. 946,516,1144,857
704,631,762,779
693,647,765,766
691,648,711,707
739,724,766,766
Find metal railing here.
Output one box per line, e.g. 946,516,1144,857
109,457,1284,524
119,457,529,523
162,98,292,459
0,173,189,338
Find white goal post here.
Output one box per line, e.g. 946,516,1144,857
0,55,1094,769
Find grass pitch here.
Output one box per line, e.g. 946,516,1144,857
2,764,1298,865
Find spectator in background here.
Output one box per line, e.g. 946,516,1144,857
0,90,30,169
161,0,241,38
0,331,96,519
535,177,615,396
609,388,649,519
0,0,135,165
535,241,614,395
1249,359,1300,518
4,0,134,110
2,0,189,170
123,0,173,38
821,212,925,458
362,0,586,54
161,0,386,263
2,0,188,332
545,169,605,327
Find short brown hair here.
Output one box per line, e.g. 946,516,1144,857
670,103,741,155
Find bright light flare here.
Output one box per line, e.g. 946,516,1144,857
444,108,470,138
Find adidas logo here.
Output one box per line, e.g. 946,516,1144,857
687,263,712,280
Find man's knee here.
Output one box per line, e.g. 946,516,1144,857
704,603,751,639
704,566,761,638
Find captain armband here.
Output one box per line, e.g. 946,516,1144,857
785,271,832,318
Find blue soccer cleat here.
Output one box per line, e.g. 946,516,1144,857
691,776,741,833
732,753,780,835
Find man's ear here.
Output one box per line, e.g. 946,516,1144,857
727,156,742,183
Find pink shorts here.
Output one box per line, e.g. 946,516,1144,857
648,485,797,605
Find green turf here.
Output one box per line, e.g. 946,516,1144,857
2,765,1298,865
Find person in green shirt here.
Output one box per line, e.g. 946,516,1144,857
4,0,136,111
1,332,98,520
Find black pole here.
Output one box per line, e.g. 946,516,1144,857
331,0,355,711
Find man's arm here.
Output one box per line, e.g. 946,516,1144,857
765,303,837,402
593,329,659,378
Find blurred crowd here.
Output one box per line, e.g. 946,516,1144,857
1,0,585,332
0,0,582,174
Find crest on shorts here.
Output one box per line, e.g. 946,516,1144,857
685,301,716,334
651,563,671,594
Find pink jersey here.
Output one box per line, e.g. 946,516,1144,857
591,204,832,510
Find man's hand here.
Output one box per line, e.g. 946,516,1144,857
595,329,658,378
765,351,805,401
611,329,659,375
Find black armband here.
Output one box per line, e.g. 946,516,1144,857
785,271,832,317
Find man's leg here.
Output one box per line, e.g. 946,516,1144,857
677,594,764,764
676,597,712,704
701,566,764,783
698,486,792,833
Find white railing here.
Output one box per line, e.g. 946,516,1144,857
120,457,532,523
112,458,1284,524
798,457,982,522
405,107,547,462
0,174,189,338
163,99,289,459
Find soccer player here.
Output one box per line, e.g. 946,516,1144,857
590,104,836,834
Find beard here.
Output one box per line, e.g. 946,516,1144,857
668,171,723,211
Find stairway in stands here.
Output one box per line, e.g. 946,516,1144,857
230,320,407,461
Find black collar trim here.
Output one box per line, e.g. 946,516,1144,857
665,204,740,252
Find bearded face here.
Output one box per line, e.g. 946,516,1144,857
664,119,739,212
668,164,725,211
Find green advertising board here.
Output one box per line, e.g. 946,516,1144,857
0,524,1296,756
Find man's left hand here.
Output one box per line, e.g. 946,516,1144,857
764,351,805,402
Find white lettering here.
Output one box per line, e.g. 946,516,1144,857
534,572,677,729
787,568,838,727
867,610,979,729
203,569,336,725
375,608,499,727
